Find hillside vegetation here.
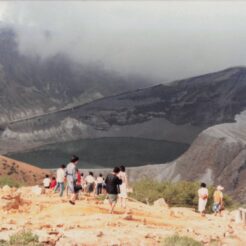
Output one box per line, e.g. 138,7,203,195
130,179,235,211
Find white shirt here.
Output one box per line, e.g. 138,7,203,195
43,177,51,187
96,176,104,184
118,171,128,185
56,168,65,183
66,162,76,181
198,187,208,200
85,175,95,184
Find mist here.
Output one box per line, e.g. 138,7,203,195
1,1,246,82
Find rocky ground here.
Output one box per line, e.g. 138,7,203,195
0,186,245,246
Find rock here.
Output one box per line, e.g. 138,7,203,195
1,193,28,211
186,228,194,233
31,185,43,195
0,227,8,232
153,198,168,208
145,233,157,239
97,231,104,237
123,214,133,220
7,219,16,225
125,209,133,215
56,224,64,228
56,238,79,246
2,185,11,192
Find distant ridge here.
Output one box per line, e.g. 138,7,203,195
0,155,49,185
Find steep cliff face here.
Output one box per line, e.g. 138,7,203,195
160,111,246,202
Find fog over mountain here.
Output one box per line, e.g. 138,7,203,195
1,1,246,81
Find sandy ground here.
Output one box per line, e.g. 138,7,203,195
0,186,245,246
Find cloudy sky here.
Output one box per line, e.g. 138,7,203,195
0,1,246,83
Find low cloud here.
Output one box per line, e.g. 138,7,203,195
1,1,246,82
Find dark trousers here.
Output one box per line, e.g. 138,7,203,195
96,183,103,195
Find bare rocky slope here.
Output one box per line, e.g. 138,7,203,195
0,155,49,185
1,66,246,154
0,186,245,245
168,111,246,203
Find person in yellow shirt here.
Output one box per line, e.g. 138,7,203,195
212,185,224,216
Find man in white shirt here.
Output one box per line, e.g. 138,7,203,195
85,172,95,195
43,175,51,189
54,164,66,197
96,173,104,195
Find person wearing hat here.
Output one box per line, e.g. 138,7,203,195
212,185,224,216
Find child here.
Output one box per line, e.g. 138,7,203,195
50,177,57,189
43,175,51,189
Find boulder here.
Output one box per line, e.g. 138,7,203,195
153,198,168,208
31,186,44,195
2,185,11,192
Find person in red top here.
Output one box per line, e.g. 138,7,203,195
50,177,57,189
76,169,81,185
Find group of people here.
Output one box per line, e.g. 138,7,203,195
43,155,227,215
42,155,128,213
198,183,224,217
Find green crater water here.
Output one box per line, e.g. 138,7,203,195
7,137,189,169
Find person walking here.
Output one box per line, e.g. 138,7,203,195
198,183,208,216
66,155,79,205
118,165,128,209
105,167,122,214
54,164,66,197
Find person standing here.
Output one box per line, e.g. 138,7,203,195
66,155,79,205
96,173,104,195
213,185,224,216
198,183,208,216
80,173,86,191
54,164,66,197
118,166,128,209
85,172,96,195
105,167,122,214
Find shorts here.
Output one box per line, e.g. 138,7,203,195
212,203,221,212
108,194,118,203
74,185,82,193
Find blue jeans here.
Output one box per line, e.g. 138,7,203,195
54,182,65,197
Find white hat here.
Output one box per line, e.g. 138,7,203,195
216,185,224,191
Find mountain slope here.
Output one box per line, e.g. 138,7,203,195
168,111,246,202
119,111,246,202
0,26,149,123
0,155,49,185
1,67,246,154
